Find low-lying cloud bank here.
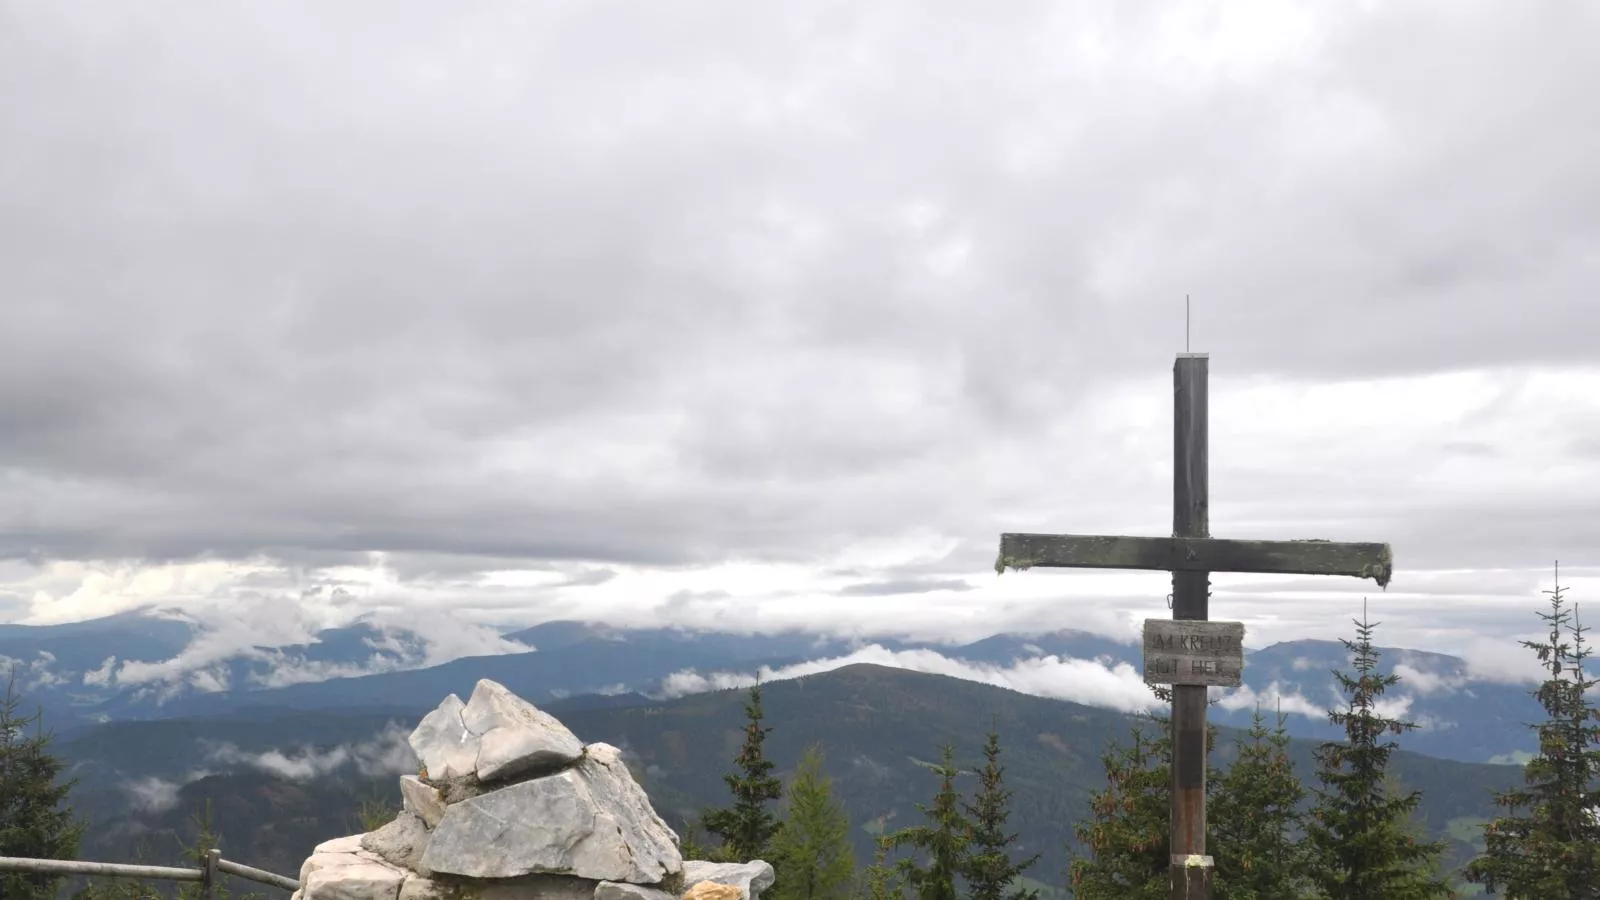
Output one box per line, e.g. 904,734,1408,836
118,724,418,811
200,722,417,781
0,652,67,691
77,601,535,704
122,774,202,814
659,644,1332,716
1212,681,1327,719
655,643,1497,728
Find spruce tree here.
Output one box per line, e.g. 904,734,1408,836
679,817,713,861
1303,608,1450,899
1209,704,1310,900
960,728,1038,900
1466,567,1600,898
175,801,268,900
770,745,856,900
0,669,87,900
884,745,970,900
1067,717,1171,900
703,683,784,861
860,836,902,900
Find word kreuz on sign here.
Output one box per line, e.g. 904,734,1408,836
1143,619,1245,687
1151,629,1241,654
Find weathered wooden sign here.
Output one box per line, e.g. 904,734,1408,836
1143,619,1245,687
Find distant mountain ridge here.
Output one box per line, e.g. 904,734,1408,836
0,609,522,734
54,664,1519,892
1,610,1543,763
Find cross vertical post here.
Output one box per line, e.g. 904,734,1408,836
993,352,1393,900
1170,353,1212,899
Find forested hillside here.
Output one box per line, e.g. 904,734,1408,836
51,664,1521,891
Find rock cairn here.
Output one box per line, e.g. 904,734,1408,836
293,679,775,900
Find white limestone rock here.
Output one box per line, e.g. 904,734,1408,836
360,811,434,874
409,694,479,781
316,835,369,855
400,775,447,828
299,854,408,900
407,681,586,784
420,743,682,883
301,835,383,886
461,680,585,782
680,862,776,900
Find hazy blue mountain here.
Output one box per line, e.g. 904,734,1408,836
502,619,626,650
89,633,834,720
74,619,909,722
4,613,463,735
0,610,195,670
55,664,1520,892
0,610,198,734
5,610,1546,764
1212,639,1536,764
942,628,1139,666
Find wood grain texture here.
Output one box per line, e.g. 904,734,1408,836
994,533,1393,587
1169,355,1211,876
1143,620,1245,687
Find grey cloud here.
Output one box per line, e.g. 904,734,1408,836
1385,507,1600,573
83,657,116,687
846,545,1004,584
373,553,576,584
234,568,347,591
838,578,974,597
1219,569,1547,597
123,775,195,814
200,722,416,781
0,653,64,690
557,568,620,588
250,549,380,572
374,557,619,590
1438,441,1496,458
658,589,734,616
0,2,1597,585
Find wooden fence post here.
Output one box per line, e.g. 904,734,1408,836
203,849,220,900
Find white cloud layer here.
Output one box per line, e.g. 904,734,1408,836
1213,682,1325,720
116,726,416,810
0,654,67,691
2,2,1598,661
77,595,532,700
664,644,1166,714
200,723,417,782
121,774,199,814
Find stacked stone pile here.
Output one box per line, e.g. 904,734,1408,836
292,679,774,900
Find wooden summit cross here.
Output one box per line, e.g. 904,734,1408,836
993,353,1392,900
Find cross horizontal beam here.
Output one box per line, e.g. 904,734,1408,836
995,533,1392,587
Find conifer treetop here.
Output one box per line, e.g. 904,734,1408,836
1304,605,1451,900
1466,564,1600,897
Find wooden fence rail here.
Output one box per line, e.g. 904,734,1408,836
0,849,300,896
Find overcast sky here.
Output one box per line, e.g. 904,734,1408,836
3,2,1598,673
